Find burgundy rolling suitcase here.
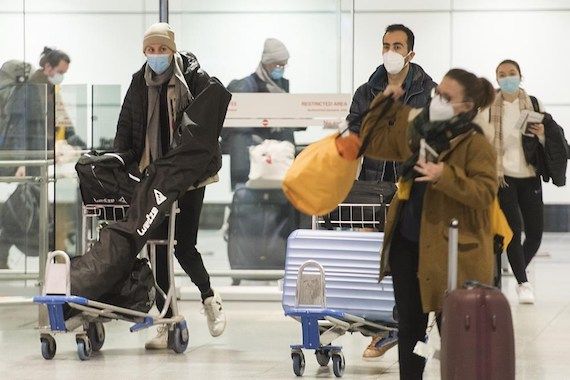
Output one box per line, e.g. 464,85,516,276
440,219,515,380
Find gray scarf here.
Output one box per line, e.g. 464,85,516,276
254,62,285,93
140,52,192,171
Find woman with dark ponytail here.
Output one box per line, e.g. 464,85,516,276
337,68,498,379
34,46,70,85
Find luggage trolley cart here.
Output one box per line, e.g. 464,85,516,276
33,201,189,360
282,201,398,377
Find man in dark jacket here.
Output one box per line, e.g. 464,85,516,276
113,23,226,349
347,24,436,184
346,24,437,360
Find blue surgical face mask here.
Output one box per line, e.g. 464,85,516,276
498,76,521,94
146,54,172,75
270,67,284,80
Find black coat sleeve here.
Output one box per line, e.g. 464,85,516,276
113,77,137,164
346,84,370,134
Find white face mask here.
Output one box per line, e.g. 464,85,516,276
383,50,409,75
48,73,64,85
429,95,455,122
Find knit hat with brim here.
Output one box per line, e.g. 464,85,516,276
261,38,289,64
143,22,177,53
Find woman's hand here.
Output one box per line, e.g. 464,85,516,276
414,160,444,182
383,84,405,100
527,123,545,137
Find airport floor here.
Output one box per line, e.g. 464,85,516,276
1,233,569,379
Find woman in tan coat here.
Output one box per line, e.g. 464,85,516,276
338,68,498,379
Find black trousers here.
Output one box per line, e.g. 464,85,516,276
498,176,543,284
389,230,429,380
152,187,211,317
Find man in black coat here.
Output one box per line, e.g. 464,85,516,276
113,22,227,348
346,24,437,360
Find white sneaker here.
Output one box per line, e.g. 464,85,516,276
145,325,169,349
517,282,535,304
202,291,226,337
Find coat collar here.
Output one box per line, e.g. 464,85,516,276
438,130,476,161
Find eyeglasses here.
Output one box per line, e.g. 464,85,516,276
431,88,470,105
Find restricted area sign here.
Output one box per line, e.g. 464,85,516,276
224,93,351,128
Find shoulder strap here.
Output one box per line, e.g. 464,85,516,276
529,96,540,112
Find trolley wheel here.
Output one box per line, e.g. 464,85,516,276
40,334,56,360
291,349,305,377
169,322,189,354
76,335,92,361
87,322,105,352
315,349,330,366
331,351,345,377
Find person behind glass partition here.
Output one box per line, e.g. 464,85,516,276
223,38,297,189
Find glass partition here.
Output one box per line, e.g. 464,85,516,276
92,85,122,151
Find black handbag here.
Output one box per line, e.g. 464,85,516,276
326,180,396,231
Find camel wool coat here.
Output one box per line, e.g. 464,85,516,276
360,95,498,312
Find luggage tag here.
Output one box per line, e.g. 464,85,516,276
413,341,435,360
413,319,438,360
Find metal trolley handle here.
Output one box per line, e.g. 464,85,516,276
295,260,326,308
43,250,71,296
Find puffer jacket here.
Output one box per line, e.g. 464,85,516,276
114,52,224,184
347,63,436,182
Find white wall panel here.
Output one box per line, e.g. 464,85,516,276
355,0,451,11
453,0,570,11
452,11,570,104
0,15,25,65
24,0,147,13
172,0,338,13
0,0,23,12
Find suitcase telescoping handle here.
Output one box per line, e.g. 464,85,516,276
447,219,459,292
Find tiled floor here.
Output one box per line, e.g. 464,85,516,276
0,233,569,379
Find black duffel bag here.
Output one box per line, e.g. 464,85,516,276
326,180,396,231
75,152,141,218
102,258,156,313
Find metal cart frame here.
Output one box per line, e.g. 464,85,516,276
286,202,397,377
33,201,189,361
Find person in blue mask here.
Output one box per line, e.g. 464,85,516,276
223,38,293,189
113,22,226,349
228,37,290,94
482,59,548,305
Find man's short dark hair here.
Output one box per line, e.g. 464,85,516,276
384,24,415,52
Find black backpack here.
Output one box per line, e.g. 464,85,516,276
0,183,54,256
0,60,33,149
